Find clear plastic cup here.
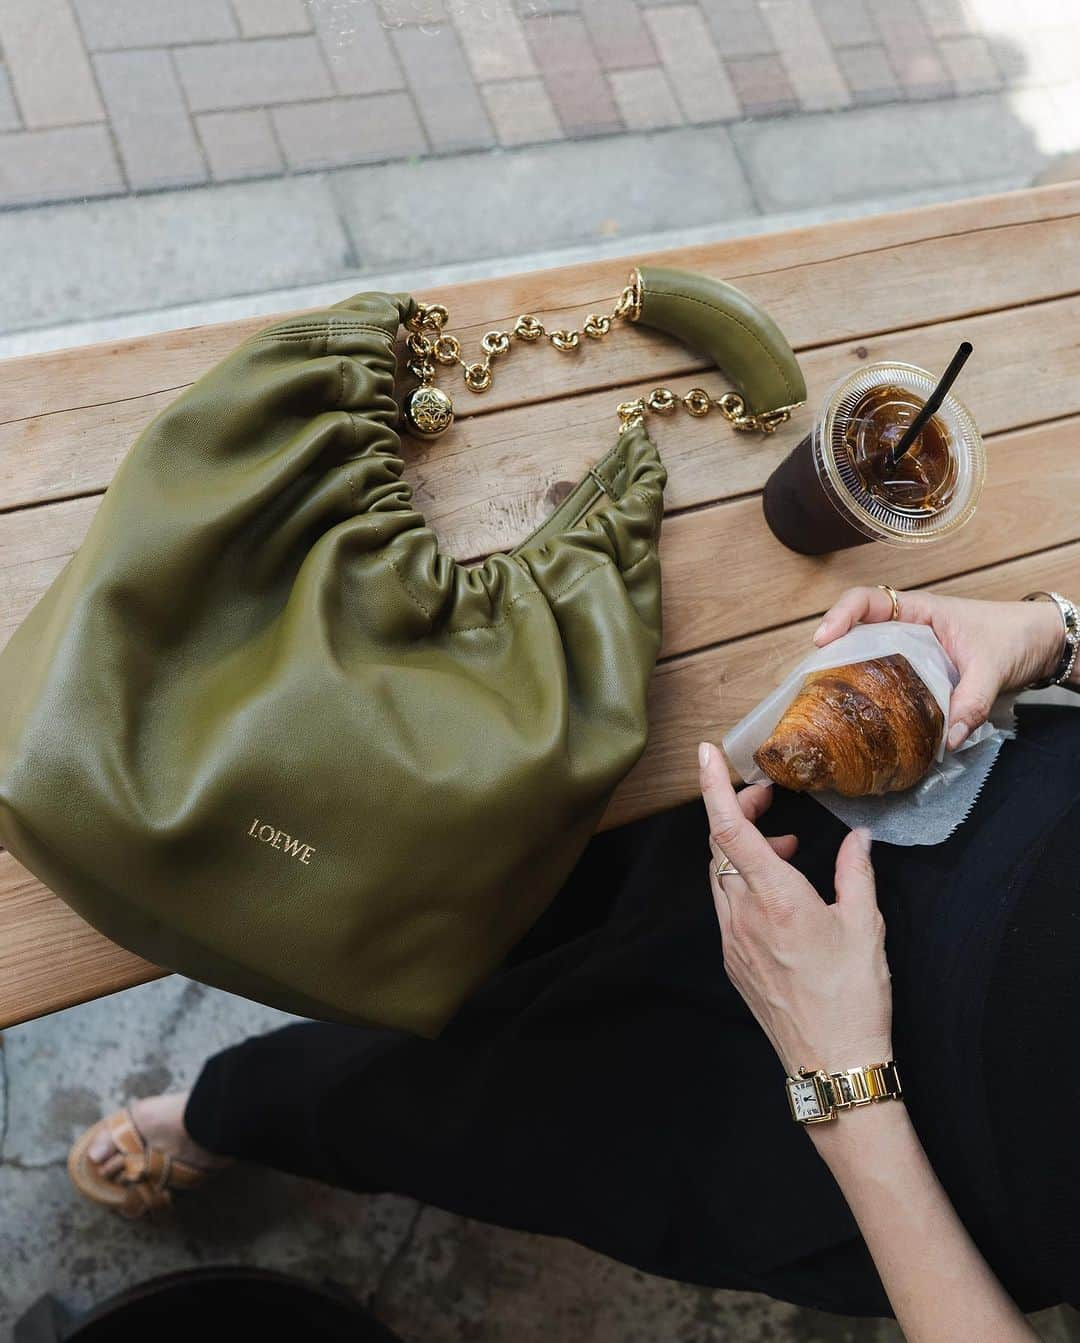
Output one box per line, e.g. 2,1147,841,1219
763,361,985,554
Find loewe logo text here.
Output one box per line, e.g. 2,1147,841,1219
248,818,316,865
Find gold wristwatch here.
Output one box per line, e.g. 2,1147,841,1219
786,1061,903,1125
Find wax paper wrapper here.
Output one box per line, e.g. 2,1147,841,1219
722,622,1014,846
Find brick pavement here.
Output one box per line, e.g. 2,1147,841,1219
0,0,1068,209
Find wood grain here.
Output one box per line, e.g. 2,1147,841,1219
657,416,1080,659
3,416,1077,664
3,181,1080,1027
3,291,1080,611
3,182,1080,511
0,850,162,1029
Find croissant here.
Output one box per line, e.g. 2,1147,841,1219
753,654,944,797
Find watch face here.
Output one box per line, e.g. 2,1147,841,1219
790,1078,825,1121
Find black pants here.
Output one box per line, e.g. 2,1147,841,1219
185,707,1080,1319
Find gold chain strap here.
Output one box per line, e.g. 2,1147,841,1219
400,285,791,438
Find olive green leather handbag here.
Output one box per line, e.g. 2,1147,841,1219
0,267,803,1034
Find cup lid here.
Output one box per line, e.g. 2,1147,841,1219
815,362,984,546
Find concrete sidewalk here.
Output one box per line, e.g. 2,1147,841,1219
3,978,1079,1341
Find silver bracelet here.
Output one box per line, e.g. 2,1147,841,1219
1022,591,1080,688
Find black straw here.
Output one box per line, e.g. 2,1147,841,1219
886,341,973,468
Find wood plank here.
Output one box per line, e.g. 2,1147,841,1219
659,416,1080,658
5,283,1079,521
0,387,177,513
3,414,1077,667
3,181,1079,476
4,533,1079,1029
0,850,161,1029
5,284,1080,653
402,294,1080,557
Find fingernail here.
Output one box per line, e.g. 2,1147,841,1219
855,826,872,853
698,741,711,769
813,621,828,644
947,721,969,751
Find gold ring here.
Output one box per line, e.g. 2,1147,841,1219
713,855,739,880
877,584,900,621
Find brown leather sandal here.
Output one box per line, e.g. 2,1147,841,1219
68,1108,211,1219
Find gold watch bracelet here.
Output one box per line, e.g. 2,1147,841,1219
788,1060,903,1125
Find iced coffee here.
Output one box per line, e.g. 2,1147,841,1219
763,362,984,554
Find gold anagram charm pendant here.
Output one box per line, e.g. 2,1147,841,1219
401,384,454,438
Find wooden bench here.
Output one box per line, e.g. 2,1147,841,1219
3,181,1080,1030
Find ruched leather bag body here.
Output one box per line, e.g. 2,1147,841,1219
0,292,667,1034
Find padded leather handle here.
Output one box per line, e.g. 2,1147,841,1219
633,265,806,417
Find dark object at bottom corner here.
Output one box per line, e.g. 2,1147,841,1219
15,1266,404,1343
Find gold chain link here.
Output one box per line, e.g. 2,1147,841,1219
615,387,793,435
404,286,791,435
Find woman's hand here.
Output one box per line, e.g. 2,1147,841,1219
698,741,891,1076
699,738,1044,1340
813,587,1064,750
